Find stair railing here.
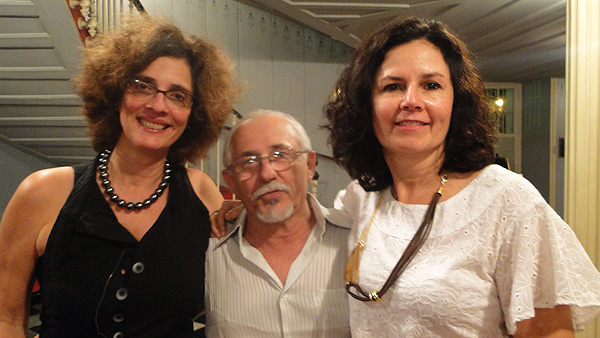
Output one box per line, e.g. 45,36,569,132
67,0,145,44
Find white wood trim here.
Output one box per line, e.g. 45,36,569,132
567,0,600,336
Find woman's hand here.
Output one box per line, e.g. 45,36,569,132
210,200,244,238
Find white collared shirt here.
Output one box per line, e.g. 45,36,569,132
204,194,351,338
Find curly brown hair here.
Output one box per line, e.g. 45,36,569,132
325,17,496,191
73,15,239,164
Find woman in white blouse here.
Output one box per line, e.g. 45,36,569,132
323,17,600,337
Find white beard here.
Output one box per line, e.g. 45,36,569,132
251,181,293,224
256,203,294,224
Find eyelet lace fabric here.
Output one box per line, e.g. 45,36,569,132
335,165,600,337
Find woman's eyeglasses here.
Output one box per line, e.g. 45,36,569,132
127,78,195,108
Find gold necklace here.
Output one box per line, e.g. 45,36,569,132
344,173,448,302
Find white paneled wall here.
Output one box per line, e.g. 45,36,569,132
303,29,333,154
205,0,239,56
237,4,274,113
272,17,305,128
140,0,352,206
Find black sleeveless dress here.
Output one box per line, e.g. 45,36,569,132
35,157,210,338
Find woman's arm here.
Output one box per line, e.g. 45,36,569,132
0,167,73,338
186,168,224,215
514,305,574,338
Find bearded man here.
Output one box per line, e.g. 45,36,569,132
204,110,350,338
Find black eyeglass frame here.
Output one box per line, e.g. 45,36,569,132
126,78,196,108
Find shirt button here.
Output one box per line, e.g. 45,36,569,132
113,313,125,323
113,332,124,338
116,288,128,301
132,262,145,274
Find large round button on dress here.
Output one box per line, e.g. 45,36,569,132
116,288,128,301
113,313,125,323
113,332,124,338
132,262,145,274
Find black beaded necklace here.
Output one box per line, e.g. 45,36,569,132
98,149,172,210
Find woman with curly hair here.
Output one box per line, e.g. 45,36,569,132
325,17,600,337
0,15,238,338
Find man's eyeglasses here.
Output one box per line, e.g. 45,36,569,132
127,78,195,108
227,147,308,180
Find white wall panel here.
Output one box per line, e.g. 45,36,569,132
271,17,304,123
314,155,350,208
303,30,335,156
201,0,240,184
151,0,174,21
237,3,273,115
332,41,352,80
171,0,198,34
205,0,239,76
187,0,208,36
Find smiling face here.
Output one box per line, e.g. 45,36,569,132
222,114,316,224
372,39,454,162
118,56,193,154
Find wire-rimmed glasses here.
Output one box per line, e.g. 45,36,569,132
227,147,308,180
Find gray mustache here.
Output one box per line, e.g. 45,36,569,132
252,181,291,201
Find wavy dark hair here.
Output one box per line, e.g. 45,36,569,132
325,17,496,191
73,15,239,164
